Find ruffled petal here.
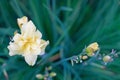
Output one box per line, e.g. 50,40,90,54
34,30,42,39
24,54,37,66
40,40,49,55
13,33,22,42
7,42,21,56
31,43,41,55
21,21,36,38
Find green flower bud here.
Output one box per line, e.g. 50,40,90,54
49,72,56,77
36,74,44,79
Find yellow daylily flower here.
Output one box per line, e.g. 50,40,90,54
86,42,99,56
8,16,49,66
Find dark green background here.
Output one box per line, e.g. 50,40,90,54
0,0,120,80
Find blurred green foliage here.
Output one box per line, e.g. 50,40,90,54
1,0,120,80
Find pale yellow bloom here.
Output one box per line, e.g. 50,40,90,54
8,16,49,66
86,42,99,56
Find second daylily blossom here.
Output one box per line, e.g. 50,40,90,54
8,16,49,66
86,42,99,56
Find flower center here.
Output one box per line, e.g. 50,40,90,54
21,37,36,53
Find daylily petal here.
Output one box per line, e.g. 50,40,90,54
21,21,36,38
13,33,22,41
31,43,42,55
7,42,21,56
13,33,25,48
17,16,28,28
40,40,49,49
34,30,42,39
40,40,49,54
24,54,37,66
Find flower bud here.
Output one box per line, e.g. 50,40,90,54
36,74,44,79
82,55,88,60
103,55,111,62
49,72,56,77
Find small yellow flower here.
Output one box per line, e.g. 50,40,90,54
8,16,49,66
86,42,99,56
